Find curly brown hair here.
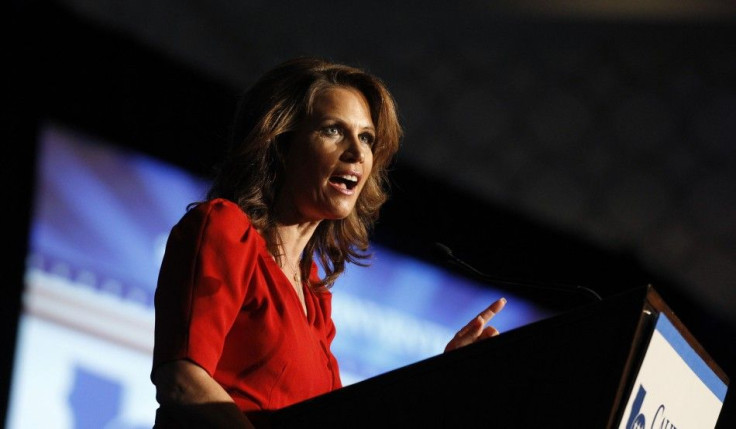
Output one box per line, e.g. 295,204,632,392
204,57,403,289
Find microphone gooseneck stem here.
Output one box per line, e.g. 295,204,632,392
433,242,603,302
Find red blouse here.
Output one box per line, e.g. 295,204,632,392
151,198,342,413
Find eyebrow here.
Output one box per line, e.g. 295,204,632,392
319,116,375,132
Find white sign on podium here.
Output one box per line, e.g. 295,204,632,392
618,313,728,429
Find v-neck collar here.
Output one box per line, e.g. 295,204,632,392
260,246,311,321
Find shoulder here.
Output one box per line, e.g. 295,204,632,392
173,198,256,243
187,198,249,222
180,198,251,229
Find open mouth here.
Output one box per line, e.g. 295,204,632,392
329,174,359,191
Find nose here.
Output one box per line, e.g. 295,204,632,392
341,134,365,163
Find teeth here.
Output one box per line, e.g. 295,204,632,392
337,174,358,183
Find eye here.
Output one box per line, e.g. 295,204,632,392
359,132,376,148
321,126,341,136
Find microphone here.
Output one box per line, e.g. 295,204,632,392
433,242,602,303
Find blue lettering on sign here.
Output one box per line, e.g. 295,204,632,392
623,383,680,429
652,404,679,429
624,384,647,429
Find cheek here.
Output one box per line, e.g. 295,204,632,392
360,164,379,196
364,155,375,179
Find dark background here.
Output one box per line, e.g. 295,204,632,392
6,1,735,427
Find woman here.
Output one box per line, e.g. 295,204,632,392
150,57,506,428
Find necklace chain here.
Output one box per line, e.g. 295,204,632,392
280,250,307,316
275,234,307,316
283,253,302,284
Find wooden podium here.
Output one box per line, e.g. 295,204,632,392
260,285,729,428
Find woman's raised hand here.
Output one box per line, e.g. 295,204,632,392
444,298,507,353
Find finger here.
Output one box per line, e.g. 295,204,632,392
477,297,507,324
445,316,484,352
455,315,484,340
445,321,500,352
445,298,508,353
478,325,500,340
454,298,506,342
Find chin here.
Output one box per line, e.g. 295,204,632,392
325,206,355,220
328,211,353,221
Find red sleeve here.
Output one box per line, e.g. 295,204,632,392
152,199,258,377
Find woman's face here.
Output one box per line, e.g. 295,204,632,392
277,86,375,223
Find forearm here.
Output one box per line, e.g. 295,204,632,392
153,360,256,429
